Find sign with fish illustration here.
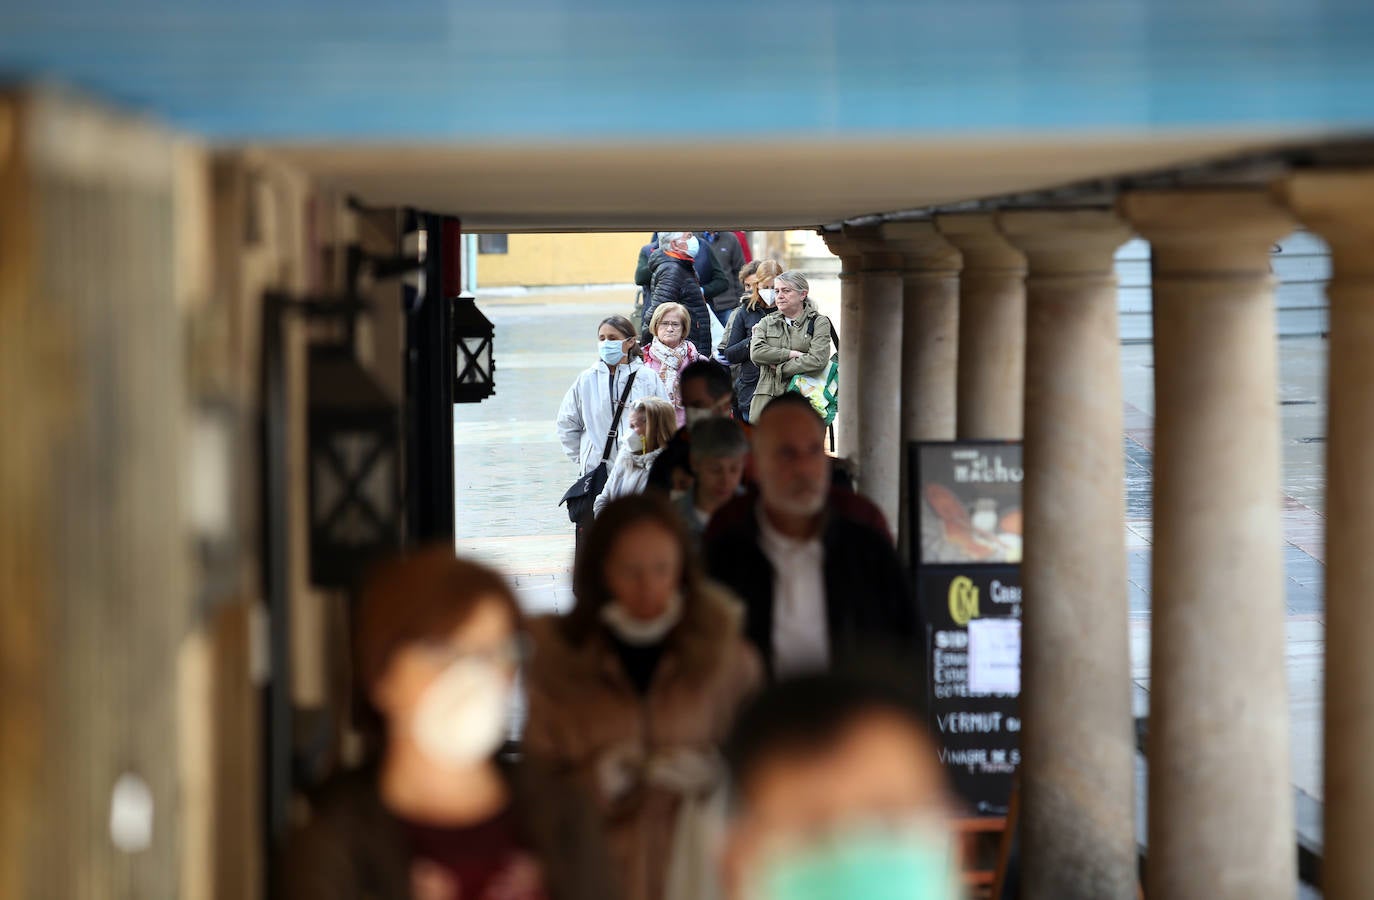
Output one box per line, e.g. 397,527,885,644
912,442,1023,566
909,441,1023,815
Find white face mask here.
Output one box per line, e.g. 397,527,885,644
599,339,626,365
627,432,646,452
760,288,776,305
683,406,715,429
601,592,684,646
410,659,512,768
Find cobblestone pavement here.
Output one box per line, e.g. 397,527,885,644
455,282,1328,800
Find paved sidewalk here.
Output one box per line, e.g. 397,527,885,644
455,284,1329,802
1121,338,1327,802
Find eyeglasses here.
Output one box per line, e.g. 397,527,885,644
658,322,685,331
414,636,530,670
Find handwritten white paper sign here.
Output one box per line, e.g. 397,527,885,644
967,618,1021,696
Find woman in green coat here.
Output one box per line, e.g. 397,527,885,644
747,271,833,421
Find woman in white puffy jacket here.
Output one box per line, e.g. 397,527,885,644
557,315,669,479
593,397,677,517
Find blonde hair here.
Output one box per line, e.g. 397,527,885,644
635,398,678,453
749,259,785,310
649,301,692,337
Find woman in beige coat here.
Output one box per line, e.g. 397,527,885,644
523,494,762,900
747,271,833,421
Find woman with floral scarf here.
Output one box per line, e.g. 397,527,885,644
642,302,700,426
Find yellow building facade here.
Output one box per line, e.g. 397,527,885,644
475,232,651,288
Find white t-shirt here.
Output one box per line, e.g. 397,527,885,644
756,507,830,677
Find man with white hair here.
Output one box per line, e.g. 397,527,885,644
705,392,917,679
641,231,714,355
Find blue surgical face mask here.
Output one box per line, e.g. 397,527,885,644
686,236,701,257
599,339,626,365
747,823,958,900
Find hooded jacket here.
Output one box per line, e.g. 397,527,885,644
557,358,668,475
748,300,833,410
592,445,666,516
642,249,714,356
523,584,762,900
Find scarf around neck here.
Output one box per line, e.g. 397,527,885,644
649,337,695,408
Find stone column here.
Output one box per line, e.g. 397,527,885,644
821,232,865,460
936,213,1027,439
1279,171,1374,897
842,225,905,528
880,221,960,555
1120,190,1295,899
998,210,1137,900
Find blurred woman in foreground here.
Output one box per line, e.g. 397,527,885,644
284,548,617,900
523,495,761,900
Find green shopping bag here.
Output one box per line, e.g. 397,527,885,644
786,319,839,425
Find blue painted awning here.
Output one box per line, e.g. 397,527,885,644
2,0,1373,141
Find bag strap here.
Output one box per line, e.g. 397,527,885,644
600,370,638,464
806,315,840,349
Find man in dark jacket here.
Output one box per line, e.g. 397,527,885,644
641,232,714,355
635,232,728,305
704,393,918,679
700,230,748,326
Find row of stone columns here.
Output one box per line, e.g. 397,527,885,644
821,179,1374,897
1281,171,1374,899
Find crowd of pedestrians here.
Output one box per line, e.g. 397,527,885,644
284,231,959,900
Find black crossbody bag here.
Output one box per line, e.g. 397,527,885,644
559,370,638,524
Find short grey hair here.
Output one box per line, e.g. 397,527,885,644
776,271,809,294
689,417,749,461
659,231,691,248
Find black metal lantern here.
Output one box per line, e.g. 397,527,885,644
453,291,495,403
307,345,403,587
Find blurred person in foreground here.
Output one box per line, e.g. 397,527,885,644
523,494,762,900
283,547,617,900
705,393,915,678
721,672,960,900
647,359,754,492
674,416,749,544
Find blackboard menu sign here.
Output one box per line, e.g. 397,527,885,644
920,566,1022,814
910,441,1023,816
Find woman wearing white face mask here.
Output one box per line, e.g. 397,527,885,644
524,495,762,900
594,397,677,518
720,258,782,422
284,548,618,900
557,316,669,517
